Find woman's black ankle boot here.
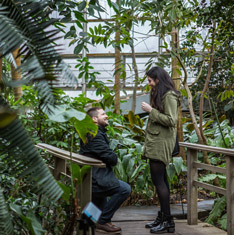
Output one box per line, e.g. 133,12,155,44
145,211,162,228
150,213,175,233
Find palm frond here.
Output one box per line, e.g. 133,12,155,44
0,0,70,82
0,0,78,110
35,80,56,113
57,61,79,87
0,96,63,200
0,188,14,235
0,8,27,57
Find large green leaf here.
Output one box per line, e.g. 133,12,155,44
26,211,46,235
45,104,86,123
122,154,132,171
115,159,127,182
130,164,145,183
126,158,135,176
118,149,128,157
134,143,142,156
167,163,176,182
122,137,137,145
74,115,98,144
10,204,45,235
128,110,138,126
109,139,119,150
71,164,82,185
45,104,98,143
199,173,226,183
172,157,184,175
80,165,91,180
58,182,71,203
135,175,144,191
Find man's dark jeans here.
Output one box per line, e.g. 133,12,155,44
92,180,131,224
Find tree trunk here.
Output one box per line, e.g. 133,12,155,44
131,44,139,113
184,82,210,163
199,21,216,144
176,55,210,164
171,27,186,160
114,6,121,115
11,48,22,101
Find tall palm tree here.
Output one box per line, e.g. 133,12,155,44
0,0,79,233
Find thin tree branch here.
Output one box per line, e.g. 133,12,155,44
199,21,216,144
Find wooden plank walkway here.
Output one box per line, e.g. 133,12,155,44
96,203,227,235
96,220,226,235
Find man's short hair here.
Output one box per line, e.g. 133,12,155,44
87,107,102,118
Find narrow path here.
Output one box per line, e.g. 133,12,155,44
96,201,226,235
96,220,226,235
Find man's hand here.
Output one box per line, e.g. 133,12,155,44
141,102,152,113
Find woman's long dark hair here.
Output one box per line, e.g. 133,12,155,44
146,66,180,112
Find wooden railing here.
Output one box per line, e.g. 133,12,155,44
37,142,234,234
36,143,106,209
180,142,234,235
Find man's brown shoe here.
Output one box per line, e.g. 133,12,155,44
96,222,121,233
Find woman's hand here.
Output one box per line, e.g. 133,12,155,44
141,102,152,113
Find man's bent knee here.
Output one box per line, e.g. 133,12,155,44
119,180,131,197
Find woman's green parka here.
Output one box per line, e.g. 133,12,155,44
142,91,179,166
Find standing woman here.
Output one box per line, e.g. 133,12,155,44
141,66,181,234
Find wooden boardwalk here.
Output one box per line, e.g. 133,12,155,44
96,203,227,235
96,220,226,235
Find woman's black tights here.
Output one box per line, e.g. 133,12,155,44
150,159,171,215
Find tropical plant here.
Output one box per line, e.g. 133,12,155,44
206,196,227,230
167,157,187,186
58,164,92,235
107,111,153,203
183,114,234,230
0,0,94,233
107,111,188,204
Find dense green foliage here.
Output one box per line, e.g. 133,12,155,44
1,0,233,233
0,0,101,233
18,87,187,200
183,113,234,230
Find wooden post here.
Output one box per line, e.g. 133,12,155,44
54,157,66,180
187,149,198,225
77,168,92,235
78,168,92,210
226,155,234,235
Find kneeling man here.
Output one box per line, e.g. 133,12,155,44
80,107,131,234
